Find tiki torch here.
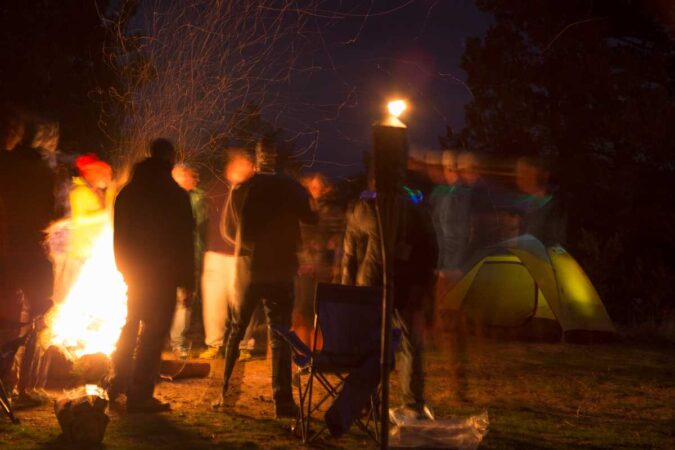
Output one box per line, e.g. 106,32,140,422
373,99,408,448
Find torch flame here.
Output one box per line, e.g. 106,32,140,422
387,99,407,118
49,225,128,358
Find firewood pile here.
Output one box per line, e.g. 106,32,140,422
54,385,109,445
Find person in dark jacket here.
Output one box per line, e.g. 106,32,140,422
295,173,345,345
333,180,438,436
215,168,317,418
109,139,195,413
0,118,57,408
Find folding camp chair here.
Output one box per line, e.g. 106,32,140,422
0,317,40,424
272,283,400,444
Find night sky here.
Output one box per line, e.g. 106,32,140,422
281,1,492,176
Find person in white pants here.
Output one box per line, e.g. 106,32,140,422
200,251,237,353
199,149,255,359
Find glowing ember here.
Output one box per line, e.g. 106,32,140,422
49,225,128,358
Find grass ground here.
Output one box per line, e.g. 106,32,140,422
1,335,673,449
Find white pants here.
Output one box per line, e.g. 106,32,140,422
201,251,238,348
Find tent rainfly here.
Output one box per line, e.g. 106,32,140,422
445,235,616,342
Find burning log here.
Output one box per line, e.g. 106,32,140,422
72,353,110,384
42,345,74,386
54,385,109,445
42,346,111,389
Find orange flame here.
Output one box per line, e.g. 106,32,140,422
49,225,128,358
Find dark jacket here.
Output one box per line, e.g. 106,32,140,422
237,174,317,283
298,195,345,269
340,191,438,310
0,146,56,254
113,157,195,290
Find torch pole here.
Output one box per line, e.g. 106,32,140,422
376,194,398,449
372,114,408,449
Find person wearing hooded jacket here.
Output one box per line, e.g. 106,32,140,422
330,179,438,437
109,139,195,413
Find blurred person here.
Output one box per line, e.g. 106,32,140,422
57,155,114,295
69,154,114,257
458,151,499,257
109,139,195,413
515,157,567,245
31,120,71,219
0,119,57,408
406,147,433,198
333,172,438,436
0,106,23,305
295,173,345,345
430,150,472,279
32,121,59,166
170,164,207,359
198,149,256,360
214,145,317,419
424,150,445,185
51,154,113,304
31,120,74,308
0,106,24,152
429,150,473,331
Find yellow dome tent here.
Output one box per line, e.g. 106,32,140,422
445,235,615,342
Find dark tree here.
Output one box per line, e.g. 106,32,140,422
0,0,125,154
460,0,675,325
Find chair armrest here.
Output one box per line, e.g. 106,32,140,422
270,324,313,357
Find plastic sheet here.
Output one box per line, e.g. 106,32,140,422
389,407,489,449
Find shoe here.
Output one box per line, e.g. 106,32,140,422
173,346,189,360
126,397,171,413
274,401,299,419
422,402,435,421
391,403,435,422
199,346,221,359
211,394,227,411
238,348,253,361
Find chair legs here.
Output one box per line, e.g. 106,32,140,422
294,368,381,444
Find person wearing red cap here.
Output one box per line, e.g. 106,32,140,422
56,154,114,300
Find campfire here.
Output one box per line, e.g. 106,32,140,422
47,225,128,359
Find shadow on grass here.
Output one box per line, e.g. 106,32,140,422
34,412,265,450
482,430,561,450
32,414,214,450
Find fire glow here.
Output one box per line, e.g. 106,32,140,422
49,225,128,358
